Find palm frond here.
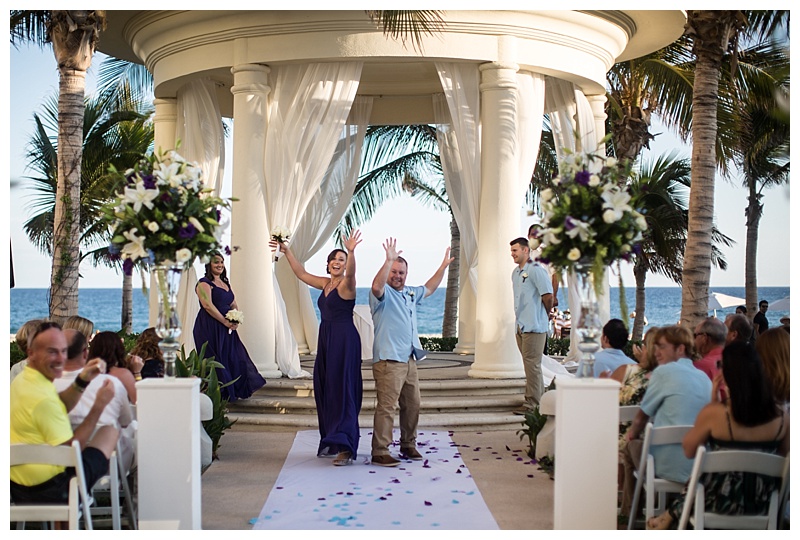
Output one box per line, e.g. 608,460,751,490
365,10,445,53
10,10,50,47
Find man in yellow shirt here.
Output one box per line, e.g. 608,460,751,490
10,321,119,504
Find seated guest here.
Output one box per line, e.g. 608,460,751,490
619,325,712,522
10,322,119,509
88,331,143,404
63,315,94,340
613,327,659,450
692,317,726,381
129,327,164,379
755,327,790,407
53,329,136,472
724,313,753,345
9,318,45,383
735,305,747,315
592,318,635,377
646,341,789,529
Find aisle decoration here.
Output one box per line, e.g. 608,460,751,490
533,150,647,377
101,149,232,376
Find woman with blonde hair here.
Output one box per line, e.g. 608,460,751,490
63,315,94,340
755,327,790,406
9,318,45,383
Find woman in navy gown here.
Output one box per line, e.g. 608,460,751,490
270,231,363,466
194,252,266,402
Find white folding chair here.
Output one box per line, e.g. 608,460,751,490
10,440,94,530
619,405,640,423
90,441,138,529
678,446,789,530
627,422,693,529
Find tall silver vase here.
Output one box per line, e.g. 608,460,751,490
574,269,603,378
153,263,185,378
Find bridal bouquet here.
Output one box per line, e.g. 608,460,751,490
534,151,647,283
270,226,291,244
225,309,244,334
101,149,232,272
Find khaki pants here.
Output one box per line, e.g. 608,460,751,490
371,359,420,456
516,331,547,408
620,437,644,518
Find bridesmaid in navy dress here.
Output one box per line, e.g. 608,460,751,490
194,253,266,402
270,231,363,466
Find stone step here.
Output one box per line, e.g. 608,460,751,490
228,411,527,432
257,377,526,398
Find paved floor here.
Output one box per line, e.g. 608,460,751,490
201,352,555,530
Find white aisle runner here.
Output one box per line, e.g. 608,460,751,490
252,429,499,530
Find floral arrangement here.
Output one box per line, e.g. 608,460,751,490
101,149,231,273
270,226,291,244
225,309,244,334
532,151,647,283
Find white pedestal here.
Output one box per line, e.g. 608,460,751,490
137,379,202,529
553,377,619,529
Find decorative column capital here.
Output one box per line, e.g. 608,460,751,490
479,62,519,92
153,98,178,123
230,64,271,96
585,93,608,123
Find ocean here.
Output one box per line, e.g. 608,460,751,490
9,286,790,337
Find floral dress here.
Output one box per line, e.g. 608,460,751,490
618,364,651,451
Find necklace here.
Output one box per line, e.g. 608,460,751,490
325,278,342,295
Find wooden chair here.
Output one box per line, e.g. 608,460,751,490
627,422,693,530
10,440,94,530
678,446,789,530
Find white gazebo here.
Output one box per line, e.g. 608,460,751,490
99,10,685,380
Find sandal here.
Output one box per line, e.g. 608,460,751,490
646,512,673,530
333,451,353,466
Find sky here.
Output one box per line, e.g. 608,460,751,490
2,14,793,300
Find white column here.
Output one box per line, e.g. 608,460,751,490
137,379,201,529
587,93,612,324
149,99,179,327
469,62,524,379
230,63,282,378
553,378,619,529
453,260,476,354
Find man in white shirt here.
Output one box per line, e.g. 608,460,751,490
54,329,136,472
591,318,635,377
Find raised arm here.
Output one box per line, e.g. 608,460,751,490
339,230,362,298
423,247,455,297
269,240,328,290
371,237,401,299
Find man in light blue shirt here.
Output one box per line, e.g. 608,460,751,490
510,237,553,414
592,318,635,377
369,237,453,467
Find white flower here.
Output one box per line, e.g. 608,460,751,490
226,309,244,324
540,188,554,204
603,209,621,224
270,226,292,243
567,248,581,261
122,183,159,213
147,221,159,233
542,227,562,246
175,248,192,263
121,229,148,260
635,214,648,231
565,218,592,242
588,174,601,187
521,272,529,282
601,187,632,223
605,157,618,167
188,216,205,233
621,244,631,253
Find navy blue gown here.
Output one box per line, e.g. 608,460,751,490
193,277,266,402
315,288,363,458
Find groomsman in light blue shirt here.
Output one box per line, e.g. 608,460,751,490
510,237,553,414
369,238,453,467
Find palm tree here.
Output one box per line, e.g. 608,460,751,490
680,10,787,329
627,154,733,341
22,89,154,332
11,10,107,323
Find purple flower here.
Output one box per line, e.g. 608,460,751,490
224,245,232,256
142,174,157,189
178,223,197,239
632,244,642,255
160,192,173,203
537,256,551,265
564,216,578,231
575,170,591,186
216,209,221,222
123,258,134,276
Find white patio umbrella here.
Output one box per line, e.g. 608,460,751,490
708,291,746,317
769,296,790,312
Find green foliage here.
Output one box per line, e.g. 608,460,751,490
516,379,557,460
545,337,571,357
623,340,642,361
175,342,237,462
419,336,458,352
118,330,140,353
537,455,555,479
9,341,26,366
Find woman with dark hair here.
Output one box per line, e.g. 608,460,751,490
130,327,164,379
88,331,141,403
646,341,790,529
270,230,363,466
756,327,790,406
193,252,265,402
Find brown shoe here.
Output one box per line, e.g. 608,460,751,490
400,447,423,460
371,454,401,467
332,451,353,466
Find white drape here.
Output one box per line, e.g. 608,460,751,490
263,62,363,378
276,96,373,355
544,77,610,362
151,78,226,354
433,62,481,293
515,71,546,201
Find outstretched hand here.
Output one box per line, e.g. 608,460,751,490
440,247,455,269
268,239,287,253
383,237,402,262
343,229,362,252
